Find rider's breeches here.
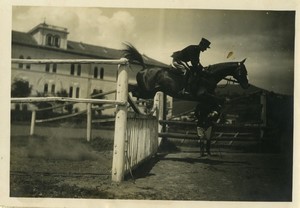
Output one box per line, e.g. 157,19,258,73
197,126,212,143
198,126,212,154
171,60,190,74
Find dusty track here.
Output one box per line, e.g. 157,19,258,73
10,132,292,201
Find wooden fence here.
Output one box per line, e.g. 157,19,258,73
11,58,163,183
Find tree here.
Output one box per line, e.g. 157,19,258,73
34,89,73,115
91,89,106,116
11,78,32,97
56,89,73,114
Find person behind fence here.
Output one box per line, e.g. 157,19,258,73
195,102,220,157
171,38,211,95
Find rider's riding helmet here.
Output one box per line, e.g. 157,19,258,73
199,38,211,49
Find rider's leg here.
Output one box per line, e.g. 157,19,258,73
200,140,205,157
178,70,190,95
205,126,212,156
206,139,211,156
197,126,205,156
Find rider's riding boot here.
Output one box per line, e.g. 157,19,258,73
200,141,205,157
206,140,211,156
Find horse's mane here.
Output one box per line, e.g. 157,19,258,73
123,42,146,69
206,62,239,74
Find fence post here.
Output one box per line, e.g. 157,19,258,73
155,92,164,146
30,110,36,136
112,59,128,182
260,91,267,136
86,103,92,142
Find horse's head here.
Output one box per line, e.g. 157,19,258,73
233,59,249,89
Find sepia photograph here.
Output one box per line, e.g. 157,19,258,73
0,1,298,208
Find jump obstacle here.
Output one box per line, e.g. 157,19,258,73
11,58,266,182
11,58,165,183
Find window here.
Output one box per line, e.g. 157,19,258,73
116,71,118,81
45,63,50,72
22,104,28,112
46,34,53,46
54,35,60,47
15,103,20,111
18,55,24,68
100,67,104,79
69,86,73,97
46,34,61,48
70,64,75,75
76,87,80,98
26,56,31,69
94,67,98,78
77,64,81,76
44,83,48,93
53,64,57,73
51,84,55,94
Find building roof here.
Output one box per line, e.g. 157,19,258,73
28,23,69,35
12,30,168,67
66,41,123,59
12,31,38,45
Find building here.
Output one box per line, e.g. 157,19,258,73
11,23,172,115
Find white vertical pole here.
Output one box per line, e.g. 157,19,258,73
155,92,164,146
112,61,128,183
86,103,92,142
30,110,36,136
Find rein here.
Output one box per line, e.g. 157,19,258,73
217,77,238,88
223,77,238,83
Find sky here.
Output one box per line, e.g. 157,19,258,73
12,6,295,95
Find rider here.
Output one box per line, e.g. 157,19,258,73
194,102,220,157
171,38,211,95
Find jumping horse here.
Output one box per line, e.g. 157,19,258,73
123,43,249,107
124,43,249,156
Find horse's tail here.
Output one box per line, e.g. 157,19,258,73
123,42,146,69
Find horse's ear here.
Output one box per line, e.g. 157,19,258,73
241,58,247,64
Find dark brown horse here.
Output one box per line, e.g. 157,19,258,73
124,43,249,105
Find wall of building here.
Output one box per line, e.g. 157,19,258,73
11,34,172,116
12,44,125,114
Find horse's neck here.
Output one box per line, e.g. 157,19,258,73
210,63,237,83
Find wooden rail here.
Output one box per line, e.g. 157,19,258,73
158,132,258,141
35,110,87,123
11,97,126,105
11,58,128,65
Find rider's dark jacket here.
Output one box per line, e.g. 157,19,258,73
171,45,203,71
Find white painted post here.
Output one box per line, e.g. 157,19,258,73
155,92,164,146
112,60,128,182
30,110,36,136
86,103,92,142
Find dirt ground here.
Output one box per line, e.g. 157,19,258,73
10,124,292,201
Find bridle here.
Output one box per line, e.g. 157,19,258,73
217,63,244,88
